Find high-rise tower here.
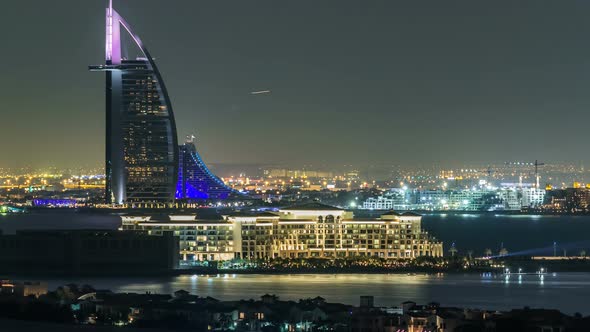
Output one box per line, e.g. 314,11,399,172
90,1,179,206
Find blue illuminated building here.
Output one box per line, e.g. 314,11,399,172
90,2,237,205
176,140,236,201
33,199,78,207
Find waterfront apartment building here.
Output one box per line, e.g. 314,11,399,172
363,187,546,211
121,203,443,263
520,188,546,208
545,187,590,212
121,215,236,261
362,189,409,210
363,189,489,211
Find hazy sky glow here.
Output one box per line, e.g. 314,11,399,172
2,0,590,168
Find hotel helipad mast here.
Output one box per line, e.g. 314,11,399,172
90,1,179,206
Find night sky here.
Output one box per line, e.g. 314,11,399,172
2,0,590,168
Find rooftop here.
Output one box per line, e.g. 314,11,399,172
281,202,344,211
380,210,422,217
226,211,280,218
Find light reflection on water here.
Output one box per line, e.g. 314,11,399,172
38,273,590,314
3,213,590,313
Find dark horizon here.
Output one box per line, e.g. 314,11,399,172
3,0,590,168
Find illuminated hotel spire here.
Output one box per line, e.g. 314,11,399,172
105,0,116,63
90,1,179,206
91,1,237,206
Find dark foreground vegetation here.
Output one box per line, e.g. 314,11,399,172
1,283,590,332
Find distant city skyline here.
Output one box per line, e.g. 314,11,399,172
4,0,590,168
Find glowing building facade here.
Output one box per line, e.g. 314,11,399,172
121,203,443,263
91,2,232,206
177,140,235,201
90,2,178,206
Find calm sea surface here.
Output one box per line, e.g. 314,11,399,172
25,273,590,315
2,211,590,313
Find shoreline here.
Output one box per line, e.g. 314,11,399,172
6,264,590,278
17,206,590,217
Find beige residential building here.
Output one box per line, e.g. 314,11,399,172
228,203,443,260
121,203,443,263
121,215,236,261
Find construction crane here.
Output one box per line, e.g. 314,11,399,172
486,166,494,177
534,160,545,188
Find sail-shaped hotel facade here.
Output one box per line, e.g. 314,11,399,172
91,1,235,206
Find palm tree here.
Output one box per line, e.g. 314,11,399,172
449,243,458,257
499,247,509,256
467,250,474,260
484,248,493,257
580,250,587,257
